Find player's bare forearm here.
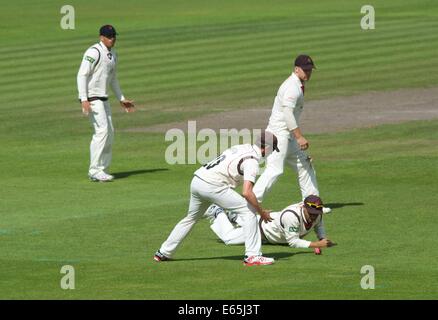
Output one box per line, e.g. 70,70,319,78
242,181,272,222
291,127,309,150
291,127,303,139
242,181,262,214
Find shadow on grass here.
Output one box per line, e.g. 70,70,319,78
173,251,312,262
325,202,364,209
112,168,168,179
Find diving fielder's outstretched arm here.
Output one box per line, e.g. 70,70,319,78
314,217,327,240
282,213,334,248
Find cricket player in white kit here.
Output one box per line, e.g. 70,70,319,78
206,195,336,251
253,55,331,213
77,25,135,182
154,131,280,266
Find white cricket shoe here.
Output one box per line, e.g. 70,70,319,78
323,207,332,214
104,173,114,180
243,255,275,266
89,172,114,182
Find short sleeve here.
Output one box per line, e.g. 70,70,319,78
241,159,259,183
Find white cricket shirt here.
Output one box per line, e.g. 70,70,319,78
266,73,305,138
261,203,326,248
194,144,262,189
77,41,125,102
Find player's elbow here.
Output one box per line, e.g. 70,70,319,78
242,190,251,200
241,181,254,198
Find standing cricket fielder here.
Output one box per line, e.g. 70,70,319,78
253,55,331,213
77,25,135,182
206,195,336,252
154,131,280,266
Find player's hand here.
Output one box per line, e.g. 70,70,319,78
120,99,135,112
81,101,92,115
296,136,309,150
319,239,337,248
260,209,273,223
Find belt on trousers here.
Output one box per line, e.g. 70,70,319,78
78,97,108,102
87,97,108,102
259,218,268,242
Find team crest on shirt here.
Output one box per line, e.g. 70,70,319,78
85,56,95,63
107,52,113,60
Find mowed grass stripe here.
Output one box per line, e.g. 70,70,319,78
115,19,438,57
1,18,436,105
1,16,435,68
1,40,296,87
2,25,436,91
127,58,438,103
314,60,438,92
1,44,437,107
0,18,329,59
2,25,436,92
114,42,438,91
0,17,359,57
115,33,438,82
2,25,435,89
2,55,436,114
4,22,434,83
127,58,436,105
0,21,354,68
0,17,304,54
111,24,438,70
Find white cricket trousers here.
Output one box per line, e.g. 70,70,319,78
253,134,319,202
159,176,262,258
210,212,248,245
88,100,114,176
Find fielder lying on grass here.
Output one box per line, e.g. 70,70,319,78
205,195,336,252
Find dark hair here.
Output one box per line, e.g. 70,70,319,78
255,130,279,152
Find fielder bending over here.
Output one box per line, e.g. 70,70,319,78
154,131,280,266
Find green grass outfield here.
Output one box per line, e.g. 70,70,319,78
0,0,437,299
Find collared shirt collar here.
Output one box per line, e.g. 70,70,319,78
291,72,304,86
99,41,111,52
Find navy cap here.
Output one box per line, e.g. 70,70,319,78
99,25,117,38
294,54,316,71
